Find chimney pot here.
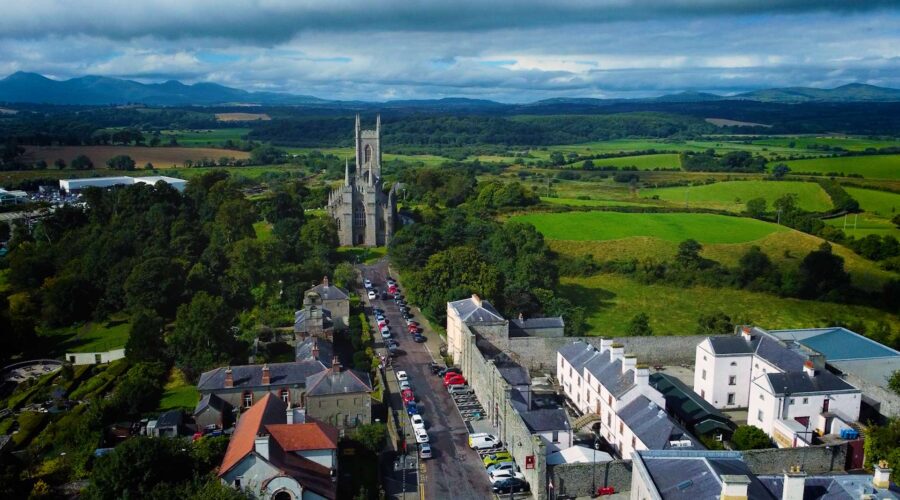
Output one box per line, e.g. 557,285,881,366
224,367,234,388
803,360,815,377
518,312,524,322
471,294,482,307
331,357,341,373
323,276,329,288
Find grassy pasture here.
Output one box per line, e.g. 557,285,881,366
560,273,899,336
511,211,786,244
215,113,271,122
158,368,200,411
40,315,131,355
570,153,681,170
824,214,900,239
23,145,250,168
639,180,832,212
776,154,900,179
160,128,251,146
845,187,900,217
750,136,900,152
540,197,657,208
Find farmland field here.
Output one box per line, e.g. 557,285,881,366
540,197,657,208
511,211,786,244
776,154,900,179
160,128,251,146
571,153,681,170
23,145,250,168
559,274,899,336
844,187,900,217
750,136,900,152
824,214,900,239
639,180,832,212
215,113,271,122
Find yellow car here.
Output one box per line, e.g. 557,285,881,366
483,451,513,468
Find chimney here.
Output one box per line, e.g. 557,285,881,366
740,326,753,341
331,357,341,374
874,460,892,489
312,339,320,360
720,475,750,500
803,360,815,377
518,312,524,322
622,355,637,373
635,364,650,388
782,465,806,500
286,405,294,424
471,294,482,307
261,364,271,385
610,343,625,363
808,353,826,370
254,432,270,460
322,276,329,288
600,338,613,353
224,367,233,388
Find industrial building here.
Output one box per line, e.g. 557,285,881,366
59,175,187,193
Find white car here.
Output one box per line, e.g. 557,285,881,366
399,380,411,391
381,329,392,340
396,370,408,381
470,435,502,450
419,442,432,459
489,469,526,484
387,279,396,286
367,290,376,300
410,414,425,429
414,427,429,444
364,279,372,288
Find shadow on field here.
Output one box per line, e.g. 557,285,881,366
557,282,616,312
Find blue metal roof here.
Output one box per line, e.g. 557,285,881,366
773,327,900,361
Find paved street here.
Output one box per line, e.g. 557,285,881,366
359,260,494,500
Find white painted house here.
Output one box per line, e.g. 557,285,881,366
694,327,861,447
558,340,697,459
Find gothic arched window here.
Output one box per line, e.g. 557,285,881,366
364,144,372,164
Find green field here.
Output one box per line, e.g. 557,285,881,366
560,273,900,336
640,180,833,212
158,368,200,411
825,214,900,238
571,153,681,170
845,187,900,217
40,316,131,355
160,128,251,147
750,136,900,152
511,211,786,244
253,221,274,241
777,154,900,179
540,197,656,208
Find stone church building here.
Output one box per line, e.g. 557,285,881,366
327,115,399,247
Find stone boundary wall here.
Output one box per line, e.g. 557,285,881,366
506,335,721,372
550,460,633,498
742,442,849,474
843,373,900,418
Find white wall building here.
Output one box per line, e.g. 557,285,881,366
694,327,861,447
59,175,186,193
558,340,697,458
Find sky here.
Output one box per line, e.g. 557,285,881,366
1,0,899,102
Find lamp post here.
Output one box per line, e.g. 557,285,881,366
591,434,600,497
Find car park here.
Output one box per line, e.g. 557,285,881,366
489,470,525,484
470,434,502,450
492,477,529,494
410,414,425,429
396,370,408,381
401,389,415,404
483,451,513,468
418,442,432,459
367,290,376,300
406,402,419,416
414,427,429,444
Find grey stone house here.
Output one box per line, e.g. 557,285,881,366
326,115,399,247
294,276,350,335
193,393,234,430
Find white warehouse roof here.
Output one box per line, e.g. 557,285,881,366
59,176,186,193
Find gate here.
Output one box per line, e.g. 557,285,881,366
846,438,865,470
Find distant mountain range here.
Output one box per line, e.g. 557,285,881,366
2,71,900,107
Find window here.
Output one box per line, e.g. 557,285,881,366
755,363,759,369
759,394,764,400
597,384,601,393
243,391,253,408
703,355,707,361
280,388,289,404
606,414,611,426
727,393,735,405
728,376,736,386
757,410,764,422
552,431,559,443
364,144,372,164
802,397,809,404
235,478,242,489
730,361,737,366
701,369,707,380
569,367,572,377
789,398,795,404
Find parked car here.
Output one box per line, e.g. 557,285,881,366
429,362,443,374
470,435,502,450
399,380,411,391
439,367,462,377
406,319,418,326
406,402,419,416
367,290,376,300
443,375,465,387
396,371,408,381
489,470,525,484
407,324,419,333
419,442,432,459
401,389,415,404
492,477,529,494
414,427,429,444
381,329,391,340
448,385,472,396
380,292,389,300
486,461,517,474
413,334,426,343
373,308,384,315
467,432,490,446
410,414,425,429
364,279,372,288
483,451,513,468
386,339,399,347
387,279,396,286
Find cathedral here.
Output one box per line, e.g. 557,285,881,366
327,115,399,247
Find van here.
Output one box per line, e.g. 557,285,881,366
470,434,501,450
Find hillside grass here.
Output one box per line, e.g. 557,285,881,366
560,273,899,336
23,145,250,168
845,187,900,217
158,367,200,411
750,136,900,152
540,197,657,208
639,180,832,212
824,214,900,239
776,154,900,179
570,153,681,170
511,211,786,244
40,315,131,355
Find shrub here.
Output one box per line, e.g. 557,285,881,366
730,425,773,450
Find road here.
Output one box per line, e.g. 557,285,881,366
359,260,494,500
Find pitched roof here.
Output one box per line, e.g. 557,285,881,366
707,332,808,372
305,367,372,396
584,350,635,398
266,422,338,452
448,296,505,323
757,474,900,499
618,396,698,450
509,389,571,432
194,393,231,416
650,373,735,432
295,337,334,365
707,336,756,355
558,341,600,374
198,361,327,391
156,409,183,428
763,371,858,396
498,365,531,387
639,451,775,500
219,393,287,476
511,316,564,330
307,282,348,301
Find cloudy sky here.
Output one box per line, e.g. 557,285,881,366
1,0,899,102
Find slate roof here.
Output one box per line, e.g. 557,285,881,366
639,451,775,500
650,373,735,434
156,409,183,428
757,474,900,499
584,350,635,398
305,367,372,396
448,296,505,323
498,365,532,387
198,361,327,391
707,336,757,355
194,393,231,416
707,332,807,372
509,388,571,432
618,396,698,450
558,341,599,373
307,282,348,301
763,371,859,396
296,337,334,365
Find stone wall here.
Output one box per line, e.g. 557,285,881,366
550,461,633,498
742,442,849,475
506,335,719,372
843,372,900,418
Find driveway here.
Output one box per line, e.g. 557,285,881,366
359,260,494,500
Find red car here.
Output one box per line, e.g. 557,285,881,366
401,389,415,404
407,325,420,333
443,375,466,387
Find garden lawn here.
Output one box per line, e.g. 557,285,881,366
40,316,131,355
560,274,900,337
338,246,387,264
776,154,900,179
159,368,200,411
640,180,832,212
511,211,786,244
